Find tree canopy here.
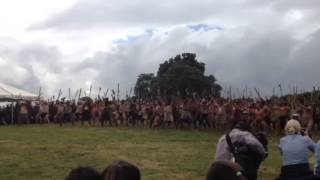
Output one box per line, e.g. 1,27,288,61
134,53,222,98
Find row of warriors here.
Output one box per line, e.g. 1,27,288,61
1,96,320,134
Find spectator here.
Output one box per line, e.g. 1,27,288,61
206,161,246,180
66,166,101,180
276,119,315,180
215,111,267,180
102,160,140,180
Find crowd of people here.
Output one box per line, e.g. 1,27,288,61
2,94,320,179
1,95,320,134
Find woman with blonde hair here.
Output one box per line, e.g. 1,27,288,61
276,119,315,180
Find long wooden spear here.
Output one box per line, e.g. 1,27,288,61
311,86,316,102
317,87,320,103
78,88,82,100
278,84,283,97
272,86,275,97
242,87,246,99
236,88,241,99
89,85,92,98
254,87,263,101
98,87,102,99
111,89,116,100
105,89,109,98
294,85,299,104
229,86,232,100
38,86,42,100
245,85,248,98
222,87,226,98
56,89,62,101
73,89,79,101
117,83,120,101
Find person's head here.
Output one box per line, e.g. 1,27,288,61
206,161,246,180
291,113,300,121
102,160,140,180
65,166,101,180
285,119,301,135
234,120,250,131
240,110,250,122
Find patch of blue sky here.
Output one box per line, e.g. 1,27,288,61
188,23,224,32
113,29,156,44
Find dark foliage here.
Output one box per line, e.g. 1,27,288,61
134,53,222,98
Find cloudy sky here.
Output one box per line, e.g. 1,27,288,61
0,0,320,98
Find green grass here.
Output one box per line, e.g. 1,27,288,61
0,124,308,180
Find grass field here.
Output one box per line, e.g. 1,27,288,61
0,124,311,180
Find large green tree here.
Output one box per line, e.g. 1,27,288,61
134,73,157,98
134,53,222,98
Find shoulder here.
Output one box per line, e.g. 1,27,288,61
218,135,226,142
280,136,291,145
230,129,257,144
299,135,310,140
280,134,294,140
281,135,301,141
302,136,314,143
231,129,253,137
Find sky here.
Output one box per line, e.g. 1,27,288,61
0,0,320,98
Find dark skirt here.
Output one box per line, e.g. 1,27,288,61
276,163,314,180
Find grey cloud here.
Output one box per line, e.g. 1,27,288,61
286,30,320,86
29,0,320,31
0,40,64,95
29,0,276,30
271,0,320,11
